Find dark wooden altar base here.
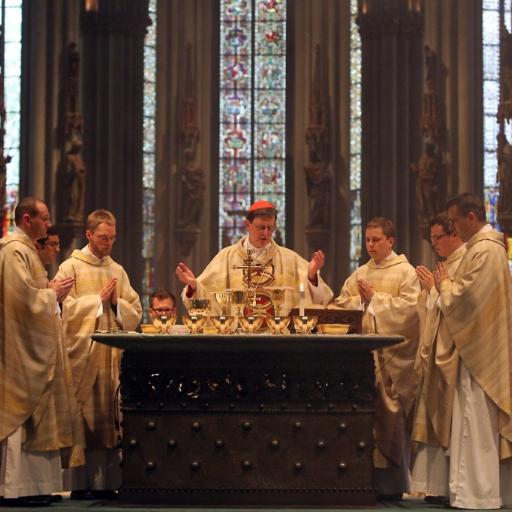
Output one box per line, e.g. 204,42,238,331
94,334,403,507
119,488,376,507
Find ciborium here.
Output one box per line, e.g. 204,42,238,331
239,315,264,334
266,315,291,334
189,298,210,318
211,315,238,334
293,315,318,335
152,314,176,334
182,314,206,334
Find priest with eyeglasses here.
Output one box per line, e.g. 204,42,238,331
175,200,333,316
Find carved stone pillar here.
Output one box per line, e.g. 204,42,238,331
358,0,424,263
20,1,80,205
19,1,80,273
304,45,333,267
80,0,149,292
411,45,446,241
153,0,216,304
55,42,86,257
497,23,512,233
292,0,352,289
419,0,483,266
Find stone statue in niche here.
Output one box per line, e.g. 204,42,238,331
411,141,439,223
421,46,442,141
305,125,331,227
177,148,205,228
499,28,512,124
304,162,331,227
60,113,85,222
497,132,512,214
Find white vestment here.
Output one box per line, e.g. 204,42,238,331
436,226,512,509
0,428,61,498
411,245,466,496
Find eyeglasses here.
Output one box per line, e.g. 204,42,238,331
45,241,60,248
430,233,448,243
92,233,117,242
151,307,176,314
251,223,276,233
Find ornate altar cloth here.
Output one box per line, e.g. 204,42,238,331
93,333,403,506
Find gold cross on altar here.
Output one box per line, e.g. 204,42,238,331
232,249,268,291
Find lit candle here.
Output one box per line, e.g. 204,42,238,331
299,282,305,317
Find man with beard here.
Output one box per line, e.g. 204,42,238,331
56,209,141,499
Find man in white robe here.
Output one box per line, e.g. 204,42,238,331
335,217,420,499
410,213,465,503
176,200,333,314
56,209,142,499
432,193,512,509
0,198,80,507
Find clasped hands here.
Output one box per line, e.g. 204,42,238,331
356,279,374,307
99,277,118,307
48,277,75,303
416,262,449,292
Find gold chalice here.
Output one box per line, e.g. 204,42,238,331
211,315,238,334
293,315,318,334
239,315,264,334
182,314,206,334
228,289,248,332
230,289,248,317
266,315,291,334
270,287,286,317
213,291,233,316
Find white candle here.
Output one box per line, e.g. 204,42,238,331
299,282,305,317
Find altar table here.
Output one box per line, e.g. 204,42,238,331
93,333,404,507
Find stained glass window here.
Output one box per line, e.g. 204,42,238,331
142,0,157,308
483,0,511,226
349,0,362,271
2,0,22,236
219,0,287,248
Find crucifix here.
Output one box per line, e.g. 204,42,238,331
232,249,268,306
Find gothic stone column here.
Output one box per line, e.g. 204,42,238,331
80,0,149,292
358,0,424,262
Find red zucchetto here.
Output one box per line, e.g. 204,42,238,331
249,200,275,211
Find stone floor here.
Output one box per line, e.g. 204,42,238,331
1,494,511,511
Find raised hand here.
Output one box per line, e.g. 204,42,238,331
308,250,325,281
176,262,197,290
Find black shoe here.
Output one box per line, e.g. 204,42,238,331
0,495,52,506
377,493,403,501
49,494,63,502
93,490,118,500
70,489,117,500
425,495,449,505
